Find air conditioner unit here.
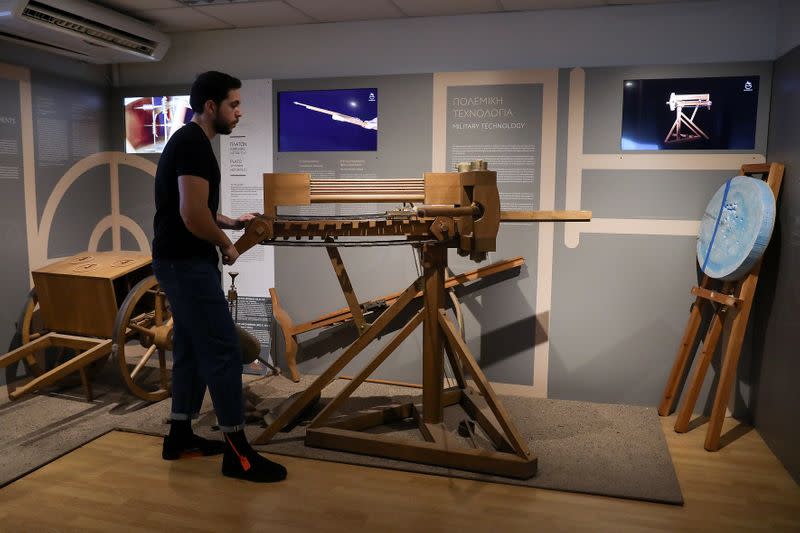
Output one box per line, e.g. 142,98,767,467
0,0,170,63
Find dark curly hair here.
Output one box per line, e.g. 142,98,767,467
190,71,242,114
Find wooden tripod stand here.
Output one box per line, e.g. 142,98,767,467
254,242,537,479
658,162,784,451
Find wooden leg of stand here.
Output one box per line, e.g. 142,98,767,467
309,309,424,428
674,309,724,432
269,288,300,382
438,310,531,458
443,340,466,389
461,388,514,453
659,290,707,415
326,245,367,333
705,337,743,450
79,367,93,402
705,270,760,451
254,278,421,444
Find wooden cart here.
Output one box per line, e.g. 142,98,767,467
1,252,173,402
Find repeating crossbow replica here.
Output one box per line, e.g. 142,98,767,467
235,161,590,479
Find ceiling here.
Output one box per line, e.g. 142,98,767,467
91,0,703,33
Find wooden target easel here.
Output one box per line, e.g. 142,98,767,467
658,162,784,451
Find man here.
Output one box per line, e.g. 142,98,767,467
152,71,286,483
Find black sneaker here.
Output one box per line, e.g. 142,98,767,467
162,433,226,460
221,449,287,483
221,430,287,483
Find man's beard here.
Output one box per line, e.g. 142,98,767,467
214,115,233,135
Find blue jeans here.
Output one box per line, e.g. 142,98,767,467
153,257,244,431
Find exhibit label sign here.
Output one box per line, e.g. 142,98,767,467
446,84,543,211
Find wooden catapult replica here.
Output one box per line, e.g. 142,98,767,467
664,92,712,144
234,161,590,479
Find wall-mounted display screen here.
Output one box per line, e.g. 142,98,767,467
278,88,377,152
621,76,759,150
124,95,193,154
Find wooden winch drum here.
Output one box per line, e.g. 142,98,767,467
697,175,776,281
236,325,261,364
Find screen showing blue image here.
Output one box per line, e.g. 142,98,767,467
621,76,758,150
278,88,378,151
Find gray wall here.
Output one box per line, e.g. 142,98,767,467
0,53,111,383
550,62,772,411
108,63,777,410
1,0,791,413
270,61,773,406
755,44,800,484
272,74,437,383
269,75,541,387
117,0,781,86
0,42,109,87
33,72,113,257
0,75,28,370
777,0,800,57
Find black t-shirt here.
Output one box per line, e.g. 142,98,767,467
152,122,220,262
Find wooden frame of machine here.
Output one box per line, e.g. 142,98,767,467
234,161,590,479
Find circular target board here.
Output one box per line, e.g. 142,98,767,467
697,176,775,281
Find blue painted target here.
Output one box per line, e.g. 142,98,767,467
697,176,775,281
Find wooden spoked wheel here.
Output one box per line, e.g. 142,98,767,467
114,275,172,402
13,289,45,375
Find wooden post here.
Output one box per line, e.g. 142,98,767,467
421,244,445,424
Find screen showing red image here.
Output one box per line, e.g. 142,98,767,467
124,95,193,154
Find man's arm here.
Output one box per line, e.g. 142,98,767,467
216,213,239,230
216,212,260,230
178,175,239,264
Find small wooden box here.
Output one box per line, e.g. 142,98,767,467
32,252,153,338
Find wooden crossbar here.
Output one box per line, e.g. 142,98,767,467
690,286,742,307
273,256,525,382
254,277,422,444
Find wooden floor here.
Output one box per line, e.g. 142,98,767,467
1,416,798,532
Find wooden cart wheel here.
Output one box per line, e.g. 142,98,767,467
10,289,44,374
5,289,106,388
113,275,172,402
